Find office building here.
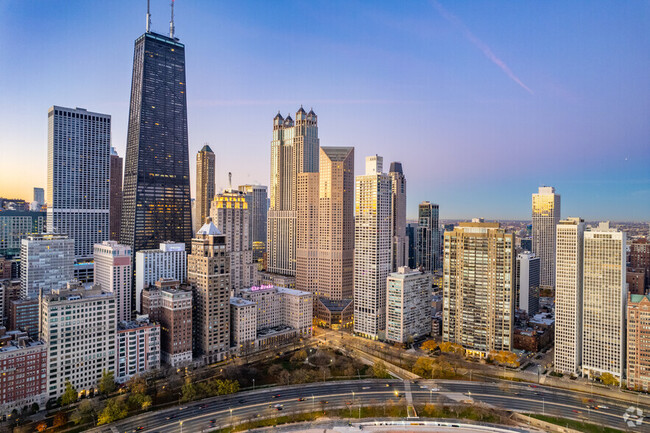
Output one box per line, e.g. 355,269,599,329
353,155,392,339
48,106,110,281
442,220,514,355
267,107,319,277
39,282,116,398
188,219,230,363
121,18,192,254
0,334,47,417
386,267,431,344
109,147,123,242
415,202,440,272
516,251,540,315
33,188,44,207
94,241,132,323
520,237,533,252
0,211,46,257
211,190,255,291
8,299,39,340
627,294,650,391
195,145,215,231
238,184,268,254
532,186,561,289
296,173,320,295
389,162,407,272
116,317,160,383
582,222,626,382
135,242,186,312
20,234,74,299
554,217,585,375
406,222,417,269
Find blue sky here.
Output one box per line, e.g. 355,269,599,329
0,1,648,220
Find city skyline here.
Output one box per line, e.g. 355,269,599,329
1,1,649,221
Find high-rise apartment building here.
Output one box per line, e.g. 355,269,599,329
442,220,514,354
532,186,561,289
554,217,585,375
134,242,186,312
516,251,540,315
406,222,417,269
109,147,123,242
195,145,215,231
354,155,392,339
210,190,255,292
630,238,650,292
121,23,192,254
582,222,626,382
33,188,44,207
116,317,160,383
94,241,132,323
386,267,431,344
230,297,257,354
389,162,407,272
47,106,110,267
238,184,268,252
39,282,116,398
296,172,320,295
415,202,440,272
0,211,46,257
627,294,650,391
188,219,230,363
267,108,319,277
20,234,74,299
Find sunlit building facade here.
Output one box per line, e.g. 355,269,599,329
195,145,215,232
532,186,561,289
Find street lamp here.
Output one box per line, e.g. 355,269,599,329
252,378,255,391
179,420,183,433
230,408,233,428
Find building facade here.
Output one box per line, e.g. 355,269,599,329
442,221,514,355
238,184,268,254
296,172,320,295
582,222,626,382
20,234,74,299
33,188,45,207
389,162,407,272
267,108,319,277
229,297,257,354
0,211,46,257
627,294,650,390
353,155,392,339
554,217,585,375
516,251,540,315
135,242,186,312
109,147,123,242
415,202,440,272
39,283,116,398
121,30,192,254
0,335,47,417
532,186,561,289
630,238,650,292
195,145,216,232
116,317,160,383
94,241,132,323
8,299,39,340
386,267,431,344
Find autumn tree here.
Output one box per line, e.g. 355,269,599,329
97,398,128,425
372,361,390,379
421,340,438,352
60,380,78,406
600,372,619,386
35,421,48,432
53,411,68,428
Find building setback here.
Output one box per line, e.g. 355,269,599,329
627,294,650,391
386,267,431,344
109,147,123,242
532,186,561,289
94,241,132,323
20,234,74,299
195,145,215,232
442,220,514,355
135,242,186,312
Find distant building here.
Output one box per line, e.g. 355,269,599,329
386,267,431,344
116,317,160,383
389,162,407,272
0,211,46,257
109,147,123,242
195,145,215,231
520,237,533,252
8,299,39,339
516,252,540,315
415,202,440,272
532,186,561,289
94,241,132,322
20,234,74,299
238,184,268,252
627,294,650,391
33,188,45,207
406,222,417,269
627,268,646,295
630,238,650,291
135,242,187,312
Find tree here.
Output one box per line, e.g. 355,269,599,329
126,374,147,395
290,349,308,366
412,357,435,378
180,379,197,403
421,340,438,352
98,369,117,396
35,421,48,432
53,411,68,428
71,399,97,425
61,380,78,406
97,398,128,425
600,372,619,386
372,361,390,379
128,393,152,411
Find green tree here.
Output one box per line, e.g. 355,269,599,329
97,398,128,425
372,361,390,379
127,393,152,411
180,378,197,403
61,380,78,406
98,369,117,396
71,399,97,425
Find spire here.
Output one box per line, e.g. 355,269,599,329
169,0,175,38
146,0,151,33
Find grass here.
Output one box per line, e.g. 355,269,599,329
529,414,625,433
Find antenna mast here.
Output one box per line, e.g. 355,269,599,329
228,172,232,190
169,0,175,38
146,0,151,33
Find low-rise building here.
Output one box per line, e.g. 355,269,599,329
116,317,161,383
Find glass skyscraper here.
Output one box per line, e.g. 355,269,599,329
121,30,192,253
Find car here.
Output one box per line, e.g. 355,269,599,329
272,394,281,398
362,386,370,390
529,385,538,388
276,407,283,411
298,397,306,401
321,400,329,404
430,388,440,392
599,405,609,409
198,404,206,409
210,419,216,424
420,385,428,389
346,401,353,405
274,404,283,408
385,384,390,387
166,414,177,420
133,428,144,432
572,409,581,414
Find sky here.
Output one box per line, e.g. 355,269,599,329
0,1,648,221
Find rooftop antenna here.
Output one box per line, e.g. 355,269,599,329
146,0,151,33
169,0,175,38
228,172,232,191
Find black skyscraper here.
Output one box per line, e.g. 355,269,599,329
121,28,192,253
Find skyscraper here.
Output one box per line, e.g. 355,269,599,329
195,145,215,231
121,15,192,254
33,188,44,207
582,222,626,382
515,251,540,315
110,147,123,242
415,202,439,272
267,107,319,277
210,189,255,292
238,184,268,260
442,220,514,354
532,186,561,289
94,241,132,323
296,172,320,295
554,217,584,375
47,106,110,278
187,218,230,363
354,155,392,339
389,162,407,272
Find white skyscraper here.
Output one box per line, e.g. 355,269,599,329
47,106,110,280
554,217,585,375
582,222,626,382
135,242,187,312
532,186,561,289
20,234,74,299
94,241,133,323
386,267,431,344
354,155,392,339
